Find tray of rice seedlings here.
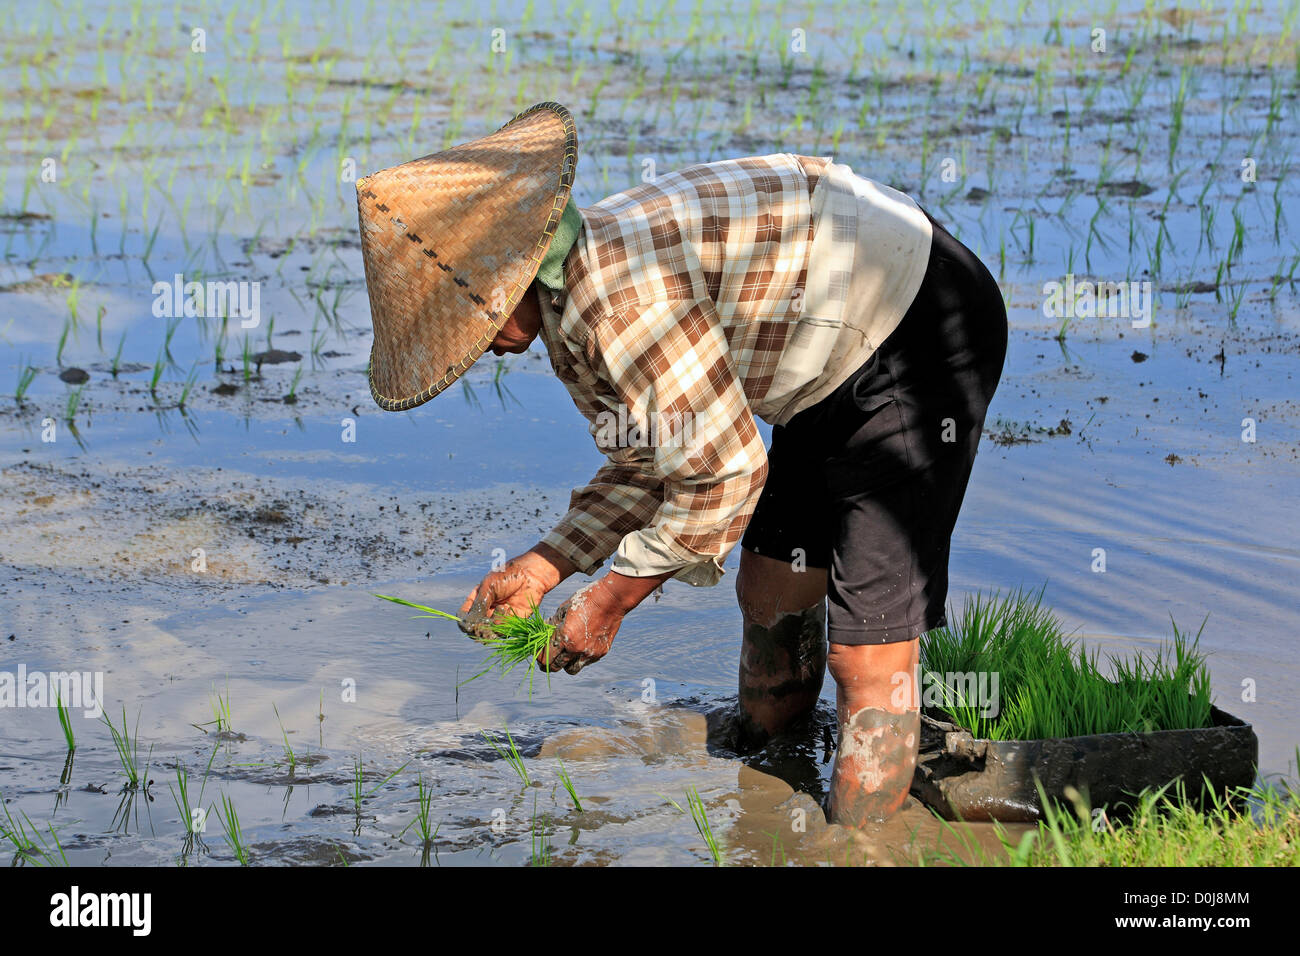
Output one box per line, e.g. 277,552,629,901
374,593,557,695
912,588,1258,823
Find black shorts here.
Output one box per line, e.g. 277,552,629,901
740,210,1008,645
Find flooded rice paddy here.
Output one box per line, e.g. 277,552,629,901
2,0,1299,865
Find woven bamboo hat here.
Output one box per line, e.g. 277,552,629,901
356,101,577,411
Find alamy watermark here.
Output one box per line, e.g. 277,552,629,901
892,668,1001,718
0,665,104,718
1042,273,1152,329
594,405,699,452
152,273,261,328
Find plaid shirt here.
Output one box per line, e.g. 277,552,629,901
536,153,931,585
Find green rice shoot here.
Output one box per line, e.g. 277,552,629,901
55,690,75,752
399,773,440,847
102,705,152,791
530,791,551,866
482,724,530,787
273,703,296,775
374,593,557,695
217,792,249,866
685,786,724,866
921,588,1214,741
556,757,583,812
0,797,68,866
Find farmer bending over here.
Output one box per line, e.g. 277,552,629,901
356,103,1007,825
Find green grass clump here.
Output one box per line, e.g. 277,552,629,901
0,797,68,867
921,589,1213,740
925,768,1300,867
374,594,556,691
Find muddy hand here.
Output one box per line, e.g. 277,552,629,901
539,579,626,675
459,548,566,643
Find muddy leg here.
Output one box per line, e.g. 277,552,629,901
735,549,828,749
826,639,920,826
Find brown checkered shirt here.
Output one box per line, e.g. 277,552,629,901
535,153,931,585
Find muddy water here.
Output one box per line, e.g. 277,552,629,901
0,367,1029,865
3,0,1300,865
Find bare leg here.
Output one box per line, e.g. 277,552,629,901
826,639,920,826
735,549,828,748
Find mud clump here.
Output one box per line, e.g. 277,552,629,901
1100,179,1155,198
251,506,291,525
254,348,302,367
59,367,90,384
0,272,73,293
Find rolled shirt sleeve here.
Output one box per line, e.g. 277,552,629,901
543,297,768,587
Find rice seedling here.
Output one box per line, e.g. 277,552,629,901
14,359,37,405
55,316,71,366
216,792,249,865
921,589,1214,741
148,350,165,397
0,799,40,863
0,798,68,867
161,312,184,359
556,757,583,811
110,331,126,377
685,786,723,865
350,754,409,816
169,761,212,858
482,724,530,786
761,828,788,867
373,593,556,691
63,386,84,422
176,358,198,403
55,689,75,752
399,773,440,847
530,792,551,866
101,705,152,792
272,703,296,775
211,681,232,734
1227,279,1247,325
284,365,303,404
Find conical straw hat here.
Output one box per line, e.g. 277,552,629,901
356,101,577,411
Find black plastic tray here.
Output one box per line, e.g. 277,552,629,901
912,704,1258,822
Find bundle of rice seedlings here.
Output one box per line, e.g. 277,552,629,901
374,593,556,692
920,588,1215,740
